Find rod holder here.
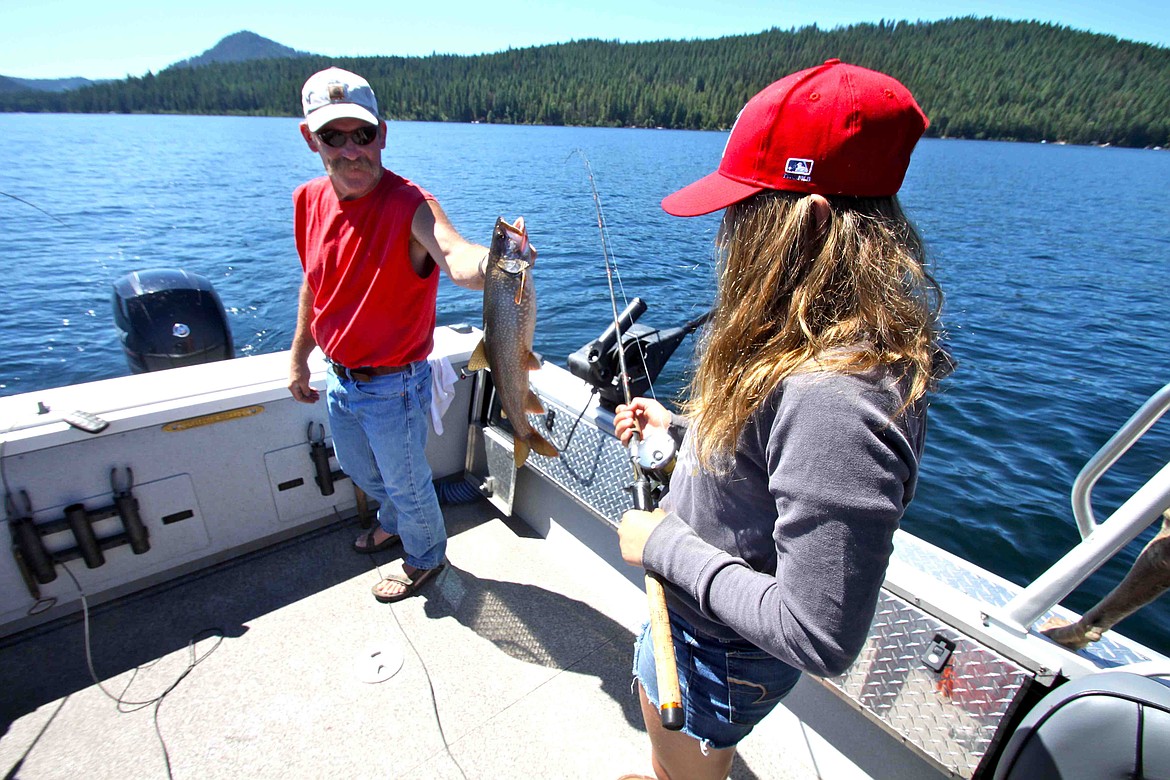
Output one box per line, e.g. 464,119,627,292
10,513,56,585
6,468,157,598
113,467,149,555
307,422,347,497
354,484,372,527
311,439,335,495
65,503,104,568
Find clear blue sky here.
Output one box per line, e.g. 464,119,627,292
4,0,1166,80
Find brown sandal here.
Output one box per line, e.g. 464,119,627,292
371,562,445,603
353,529,401,554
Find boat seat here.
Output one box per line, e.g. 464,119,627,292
993,670,1170,779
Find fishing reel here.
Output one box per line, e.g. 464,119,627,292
632,428,677,505
636,428,676,474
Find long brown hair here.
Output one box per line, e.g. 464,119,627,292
683,190,943,471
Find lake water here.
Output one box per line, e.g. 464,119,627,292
2,114,1169,652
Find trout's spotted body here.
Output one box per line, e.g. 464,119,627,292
467,217,558,468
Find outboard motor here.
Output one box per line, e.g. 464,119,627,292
112,268,233,373
567,297,709,410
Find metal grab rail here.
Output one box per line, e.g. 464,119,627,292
1073,383,1170,538
992,382,1170,633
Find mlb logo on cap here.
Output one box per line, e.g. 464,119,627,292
784,158,814,183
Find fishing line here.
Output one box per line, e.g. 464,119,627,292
0,190,67,225
61,562,225,780
371,556,469,780
570,150,659,402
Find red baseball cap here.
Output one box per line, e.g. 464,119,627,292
662,59,928,217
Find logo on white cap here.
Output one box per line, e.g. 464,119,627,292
301,67,378,132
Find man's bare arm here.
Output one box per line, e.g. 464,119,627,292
288,278,320,403
411,201,487,290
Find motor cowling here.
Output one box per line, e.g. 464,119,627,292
112,268,234,374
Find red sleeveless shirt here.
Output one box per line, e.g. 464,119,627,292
294,171,438,368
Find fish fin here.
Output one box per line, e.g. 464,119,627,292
525,390,545,414
467,339,489,372
526,351,542,371
513,439,530,469
529,430,559,458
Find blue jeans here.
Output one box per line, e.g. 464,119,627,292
634,611,802,750
325,361,446,570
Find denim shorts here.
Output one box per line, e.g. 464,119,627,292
633,611,802,750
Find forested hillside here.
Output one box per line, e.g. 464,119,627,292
2,18,1167,148
0,75,97,94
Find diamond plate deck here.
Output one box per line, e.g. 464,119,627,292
511,393,634,528
822,590,1033,778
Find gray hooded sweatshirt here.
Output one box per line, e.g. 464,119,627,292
642,367,929,677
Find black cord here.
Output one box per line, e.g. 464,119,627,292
2,697,67,779
544,386,599,454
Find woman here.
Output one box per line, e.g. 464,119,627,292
615,60,947,780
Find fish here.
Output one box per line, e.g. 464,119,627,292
467,217,559,468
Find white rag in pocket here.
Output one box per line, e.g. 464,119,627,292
428,356,459,435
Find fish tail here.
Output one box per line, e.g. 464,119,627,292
514,439,530,469
513,430,558,468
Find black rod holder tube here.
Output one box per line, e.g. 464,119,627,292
12,548,42,600
10,515,56,584
65,503,104,568
115,492,149,554
311,440,335,496
590,297,646,364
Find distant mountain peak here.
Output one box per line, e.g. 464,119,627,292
168,31,313,70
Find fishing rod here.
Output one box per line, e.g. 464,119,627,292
577,151,684,731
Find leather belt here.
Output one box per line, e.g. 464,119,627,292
330,362,412,382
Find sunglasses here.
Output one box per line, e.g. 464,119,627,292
316,126,378,148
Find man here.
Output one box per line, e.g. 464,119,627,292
289,66,486,602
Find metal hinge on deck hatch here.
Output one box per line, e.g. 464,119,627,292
466,424,517,516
